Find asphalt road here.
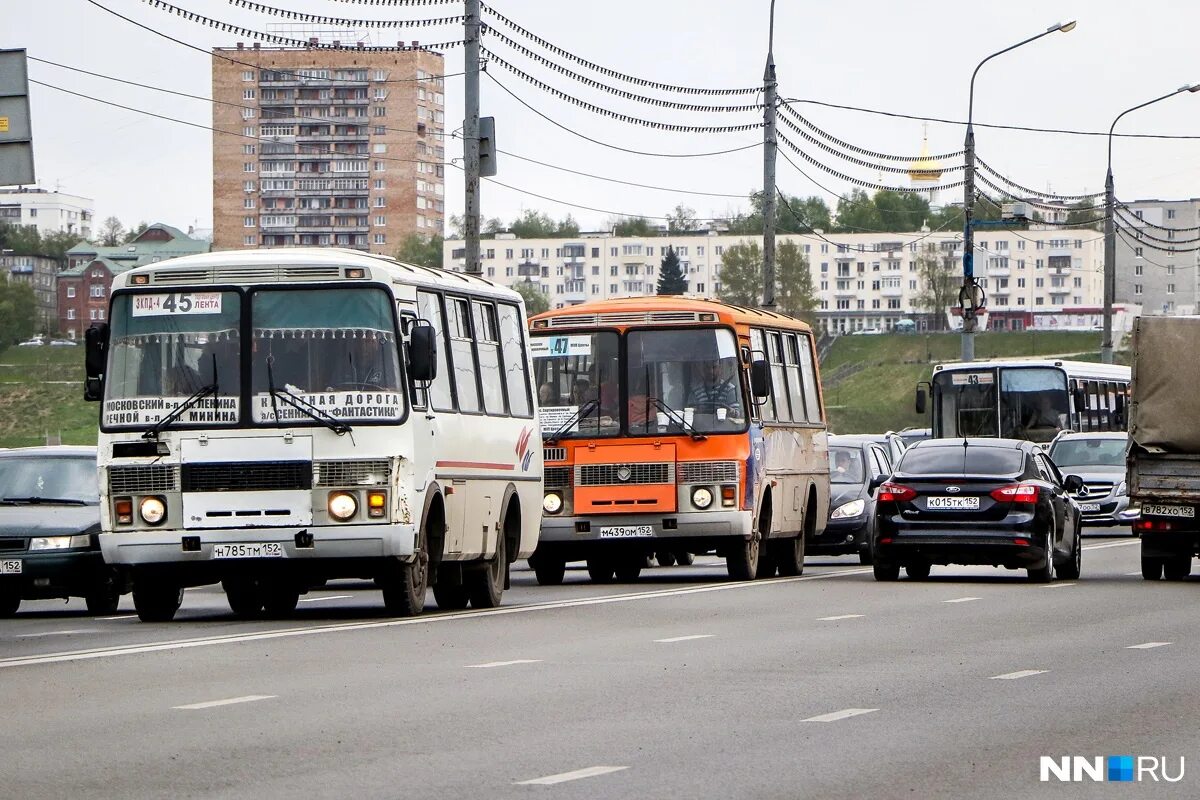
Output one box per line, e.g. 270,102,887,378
3,531,1199,799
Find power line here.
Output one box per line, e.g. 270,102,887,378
778,100,963,162
1118,229,1200,255
777,110,965,176
778,133,966,194
495,150,749,199
1116,215,1200,246
1114,202,1200,232
228,0,464,28
974,157,1101,202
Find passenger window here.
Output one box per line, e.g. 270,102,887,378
871,447,890,476
1034,454,1056,484
416,291,453,411
783,333,807,422
472,301,505,415
497,303,533,418
445,296,481,413
796,333,822,423
750,327,775,422
768,331,791,422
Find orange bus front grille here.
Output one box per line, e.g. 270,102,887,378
575,462,674,486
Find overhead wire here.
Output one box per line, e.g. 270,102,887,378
974,157,1101,202
778,133,966,194
1118,229,1200,254
226,0,463,28
777,100,963,162
777,111,965,176
1115,202,1200,232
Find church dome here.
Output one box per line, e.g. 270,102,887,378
908,135,943,183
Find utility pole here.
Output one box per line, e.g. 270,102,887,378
463,0,482,275
761,0,777,309
960,122,976,362
1101,167,1115,364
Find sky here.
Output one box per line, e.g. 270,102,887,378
5,0,1199,235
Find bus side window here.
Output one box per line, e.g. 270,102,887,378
783,333,807,422
768,331,792,423
797,332,823,423
472,301,505,416
400,310,426,410
445,297,482,413
417,291,454,412
497,303,533,418
751,328,776,422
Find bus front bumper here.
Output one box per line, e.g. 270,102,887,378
539,509,752,544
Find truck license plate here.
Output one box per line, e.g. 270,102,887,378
598,525,654,539
0,559,22,574
1142,504,1195,518
212,543,285,559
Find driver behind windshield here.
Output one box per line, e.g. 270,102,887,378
687,360,739,409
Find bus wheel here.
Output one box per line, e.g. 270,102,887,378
466,530,505,609
614,556,643,582
133,579,183,622
262,582,300,618
773,535,805,577
530,554,566,586
655,551,677,567
726,535,760,581
222,577,264,618
586,556,616,583
381,536,429,617
675,551,695,566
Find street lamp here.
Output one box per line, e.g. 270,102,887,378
1101,83,1200,363
960,20,1076,362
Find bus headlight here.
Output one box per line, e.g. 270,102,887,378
139,496,167,526
328,491,358,521
543,492,563,514
691,487,714,510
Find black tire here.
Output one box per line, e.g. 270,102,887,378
0,590,20,617
84,573,122,615
905,561,931,580
586,556,616,583
380,532,429,617
726,535,761,581
873,561,900,581
655,551,677,567
222,577,264,618
675,551,695,566
133,579,183,622
261,583,300,617
1027,530,1054,583
614,557,643,582
1163,554,1191,581
1141,555,1164,581
773,535,805,577
1056,525,1082,580
465,530,505,609
757,551,778,579
432,582,470,610
858,549,873,566
529,554,566,586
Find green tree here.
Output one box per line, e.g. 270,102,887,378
776,240,817,322
556,214,581,237
98,216,125,247
912,249,960,331
666,204,697,234
611,216,657,237
512,280,550,316
395,233,444,269
716,241,764,307
656,246,687,295
728,192,832,234
448,214,504,239
0,222,44,256
0,281,37,352
510,210,558,238
1066,198,1102,231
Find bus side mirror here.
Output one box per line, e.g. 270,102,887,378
915,387,927,415
750,359,770,399
407,323,437,382
84,323,109,402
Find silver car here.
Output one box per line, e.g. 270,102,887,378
1047,431,1137,529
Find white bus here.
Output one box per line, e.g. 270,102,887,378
85,249,542,621
916,359,1132,443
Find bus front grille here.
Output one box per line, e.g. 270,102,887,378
182,461,312,492
109,464,180,494
314,459,391,487
576,463,673,486
677,461,740,485
544,467,571,489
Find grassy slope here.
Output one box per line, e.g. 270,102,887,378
0,345,96,448
820,331,1120,435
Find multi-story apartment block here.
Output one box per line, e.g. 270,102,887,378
0,188,93,239
444,229,1111,334
1113,198,1200,316
212,42,446,254
1,253,59,330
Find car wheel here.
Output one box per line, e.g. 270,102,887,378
1056,525,1082,580
85,572,122,615
872,561,900,581
132,579,184,622
1163,554,1191,581
773,535,805,577
529,554,566,586
0,590,20,617
1027,529,1054,583
1141,555,1164,581
586,556,616,583
858,549,873,566
655,551,677,567
905,561,931,580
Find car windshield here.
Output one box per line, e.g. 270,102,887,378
829,447,866,484
1050,438,1126,468
104,291,242,428
531,331,620,439
250,288,405,424
0,456,98,504
626,328,745,435
899,445,1024,477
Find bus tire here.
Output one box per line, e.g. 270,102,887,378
773,535,805,577
655,551,677,567
726,535,760,581
529,554,566,586
262,582,300,617
222,577,264,618
1163,554,1191,581
432,566,470,610
133,579,183,622
380,528,430,616
466,527,505,609
586,556,615,583
675,550,695,566
614,556,643,582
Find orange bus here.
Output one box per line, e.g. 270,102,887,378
528,297,830,583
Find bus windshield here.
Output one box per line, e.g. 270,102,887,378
626,327,745,435
250,288,405,424
532,331,620,438
104,291,242,428
933,366,1068,442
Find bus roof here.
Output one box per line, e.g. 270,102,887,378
110,248,520,301
932,358,1131,380
529,296,814,332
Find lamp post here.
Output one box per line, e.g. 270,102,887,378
961,20,1076,362
762,0,778,310
1101,84,1200,363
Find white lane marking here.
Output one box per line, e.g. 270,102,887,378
298,595,352,603
817,614,864,621
97,615,137,621
516,766,628,785
802,708,879,723
17,629,97,638
943,597,981,604
173,695,276,710
466,659,542,669
1127,642,1172,650
1082,540,1139,551
654,634,715,643
1041,583,1076,589
990,669,1048,680
0,566,874,669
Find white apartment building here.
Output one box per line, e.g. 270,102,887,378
444,228,1106,333
0,188,94,239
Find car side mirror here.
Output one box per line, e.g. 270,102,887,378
868,474,889,495
407,323,437,382
915,387,927,415
84,323,109,402
1064,474,1084,493
750,359,770,399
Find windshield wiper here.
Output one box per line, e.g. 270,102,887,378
1,497,90,506
647,397,706,441
266,357,352,436
143,382,218,440
545,400,598,445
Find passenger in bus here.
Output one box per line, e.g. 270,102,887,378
569,378,595,405
1021,394,1066,439
538,382,560,406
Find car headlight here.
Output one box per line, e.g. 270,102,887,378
1116,480,1127,497
543,492,563,514
692,487,714,509
139,496,166,526
328,491,358,521
29,534,92,551
830,499,866,520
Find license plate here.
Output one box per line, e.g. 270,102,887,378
211,542,285,559
926,496,980,510
598,525,654,539
0,559,21,575
1143,504,1195,518
1079,503,1101,513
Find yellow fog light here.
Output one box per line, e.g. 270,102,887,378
367,491,387,519
115,497,134,525
328,491,358,521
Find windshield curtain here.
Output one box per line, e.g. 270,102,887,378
0,456,99,504
250,288,404,424
532,331,620,438
829,447,866,484
1049,438,1127,468
933,368,998,438
104,291,242,428
626,328,746,435
1001,367,1069,443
